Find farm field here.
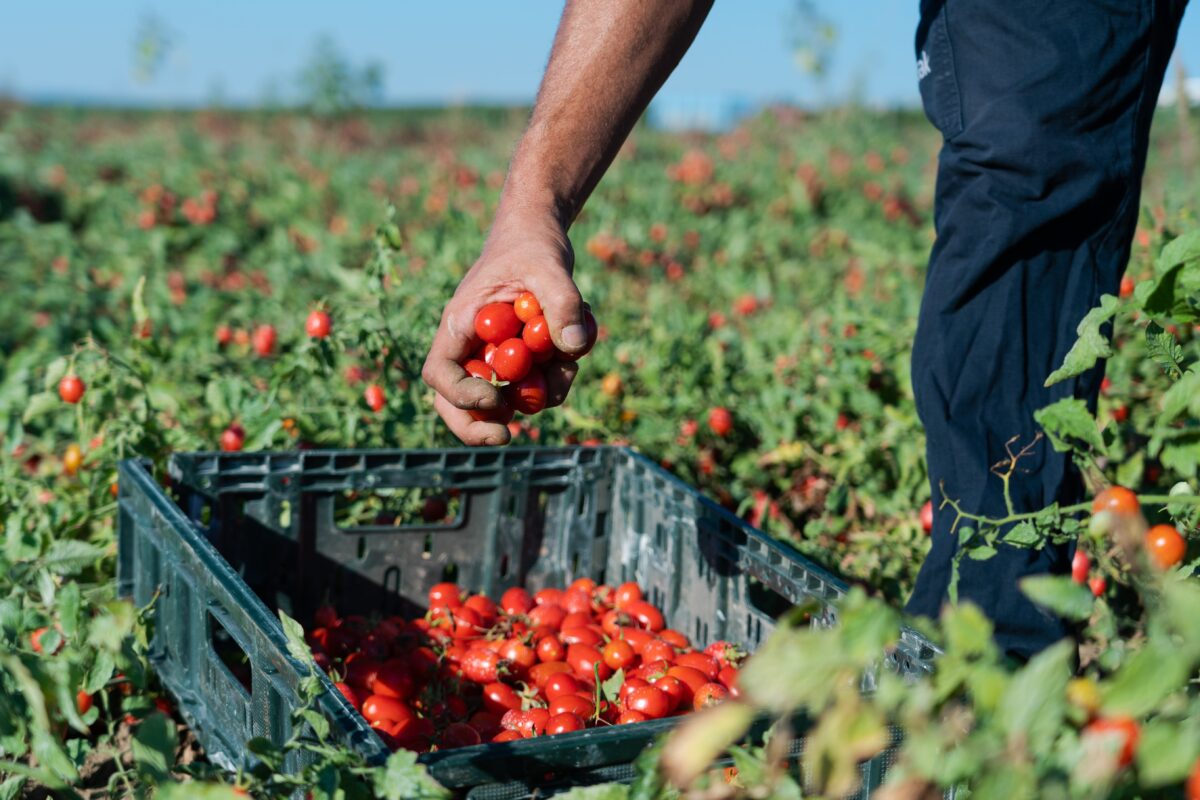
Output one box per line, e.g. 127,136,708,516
1,102,1199,798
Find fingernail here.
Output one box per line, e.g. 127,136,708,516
562,324,586,350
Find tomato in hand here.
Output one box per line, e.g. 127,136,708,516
521,315,555,354
475,303,523,344
463,359,495,382
506,370,548,414
514,291,542,323
491,338,533,382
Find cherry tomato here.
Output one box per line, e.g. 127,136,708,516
514,292,542,323
373,663,414,700
617,627,654,654
529,661,573,688
522,315,555,354
501,639,536,672
463,359,495,382
617,710,648,725
252,324,276,357
548,694,594,719
428,582,463,609
635,659,672,682
560,627,603,647
546,712,585,734
474,303,523,344
1089,575,1108,597
693,682,730,710
534,588,564,607
481,682,522,715
462,648,503,684
1145,524,1186,569
658,629,690,650
362,695,414,726
364,384,386,412
707,407,733,436
667,665,709,695
537,635,566,663
652,675,687,712
625,601,665,632
641,639,676,664
500,587,534,615
489,335,532,381
76,690,94,715
220,424,245,452
1092,487,1139,516
1186,757,1200,800
1071,550,1090,584
920,500,934,533
544,672,582,700
492,729,523,743
59,375,86,404
529,603,566,631
675,652,719,680
505,370,548,415
567,644,611,682
334,682,361,709
306,310,332,338
614,582,642,609
464,594,498,624
626,686,670,719
561,589,592,615
603,639,636,671
1084,716,1140,768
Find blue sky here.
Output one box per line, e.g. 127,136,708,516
2,2,1197,108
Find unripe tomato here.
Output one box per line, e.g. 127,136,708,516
1091,487,1139,516
364,384,386,412
58,375,85,404
1083,716,1139,768
707,407,733,437
1145,524,1186,569
1071,549,1090,584
474,303,522,344
521,315,555,354
305,310,332,338
492,339,533,382
547,712,586,734
513,292,542,323
63,444,84,476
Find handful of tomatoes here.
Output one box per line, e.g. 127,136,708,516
307,578,744,752
465,293,598,422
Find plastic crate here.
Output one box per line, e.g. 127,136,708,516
117,447,940,798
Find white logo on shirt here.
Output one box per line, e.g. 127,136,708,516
917,50,932,81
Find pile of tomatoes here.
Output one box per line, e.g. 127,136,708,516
464,293,597,422
306,578,744,752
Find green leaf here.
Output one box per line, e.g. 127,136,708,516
156,783,246,800
1020,575,1094,621
21,392,60,425
1139,230,1200,322
0,776,24,800
132,274,149,327
1043,295,1119,386
1034,398,1104,455
1101,640,1190,717
84,650,115,694
1145,322,1187,380
996,640,1073,755
42,357,68,393
966,544,997,561
40,540,108,576
1135,718,1200,786
554,787,630,800
132,712,177,783
1161,370,1200,420
299,708,331,742
1003,521,1043,547
278,609,314,668
372,749,450,800
941,603,994,658
601,668,625,704
56,582,81,639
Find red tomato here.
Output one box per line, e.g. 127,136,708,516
1089,575,1108,597
464,594,498,624
614,582,642,610
469,710,503,740
626,687,670,719
675,653,719,680
561,611,594,630
1071,550,1091,584
491,338,533,382
537,636,566,663
642,639,676,665
463,358,495,383
501,639,536,672
492,729,523,743
920,500,934,534
251,324,277,356
528,604,566,631
667,665,709,695
441,722,482,748
362,695,414,726
1187,757,1200,800
373,663,414,700
548,694,594,719
58,375,86,404
364,384,386,412
345,657,382,691
505,370,548,415
314,605,339,628
707,406,734,436
305,310,332,338
500,587,534,615
546,712,585,734
561,589,593,615
635,660,672,682
693,682,730,709
220,424,245,452
603,640,636,671
481,682,522,715
534,588,564,607
521,315,555,353
1084,716,1140,768
617,627,654,654
474,303,522,344
658,629,690,650
619,678,649,707
569,577,597,593
652,675,687,712
529,661,573,688
544,672,582,699
567,644,612,682
1091,487,1139,516
462,648,502,684
560,627,603,647
705,641,746,669
617,710,647,725
76,690,94,715
514,292,542,323
428,582,463,609
1145,524,1187,569
625,601,665,632
502,708,550,738
334,682,361,709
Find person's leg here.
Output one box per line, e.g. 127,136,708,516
906,0,1188,659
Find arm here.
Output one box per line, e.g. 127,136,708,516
422,0,714,445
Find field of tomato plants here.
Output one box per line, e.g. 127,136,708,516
1,100,1199,798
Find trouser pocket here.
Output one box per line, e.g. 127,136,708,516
915,0,963,139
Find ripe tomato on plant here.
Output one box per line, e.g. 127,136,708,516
1092,487,1139,516
1145,524,1186,569
58,375,85,404
364,384,386,412
1071,550,1091,584
305,309,332,338
707,407,733,437
1084,716,1140,768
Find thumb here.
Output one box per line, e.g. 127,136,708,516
527,267,589,355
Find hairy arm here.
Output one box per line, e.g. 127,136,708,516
423,0,714,445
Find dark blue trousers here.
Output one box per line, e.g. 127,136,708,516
905,0,1188,658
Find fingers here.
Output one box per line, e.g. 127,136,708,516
421,318,502,413
434,394,512,446
542,360,579,408
525,268,588,356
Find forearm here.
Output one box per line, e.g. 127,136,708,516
500,0,714,226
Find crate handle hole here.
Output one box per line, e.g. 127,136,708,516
423,533,433,559
356,536,367,562
499,554,509,578
441,563,458,584
208,611,253,697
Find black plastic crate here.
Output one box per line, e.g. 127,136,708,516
117,447,939,798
